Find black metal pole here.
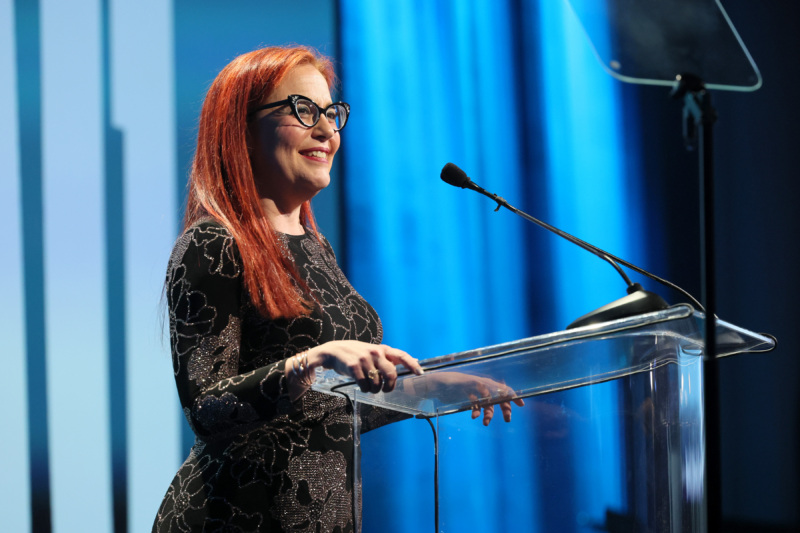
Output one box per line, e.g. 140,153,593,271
672,74,719,532
699,90,721,533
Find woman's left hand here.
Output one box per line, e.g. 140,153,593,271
411,371,525,426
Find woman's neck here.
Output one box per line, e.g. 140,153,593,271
260,198,305,235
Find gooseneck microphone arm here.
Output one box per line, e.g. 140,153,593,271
449,168,636,288
440,162,704,314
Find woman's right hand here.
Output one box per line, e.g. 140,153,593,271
305,340,423,394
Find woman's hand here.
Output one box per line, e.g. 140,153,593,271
412,371,525,425
302,340,423,394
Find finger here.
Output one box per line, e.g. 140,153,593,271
382,346,423,375
500,401,513,423
469,394,480,419
364,364,382,394
357,377,372,393
347,362,371,393
483,404,494,426
499,387,524,407
373,356,399,393
380,371,397,393
491,382,524,407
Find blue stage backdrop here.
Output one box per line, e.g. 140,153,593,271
4,0,731,531
339,1,648,531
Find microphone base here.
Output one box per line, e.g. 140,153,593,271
567,287,670,330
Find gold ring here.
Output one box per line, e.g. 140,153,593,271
367,369,380,381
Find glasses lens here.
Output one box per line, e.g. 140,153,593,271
325,104,348,130
294,98,320,127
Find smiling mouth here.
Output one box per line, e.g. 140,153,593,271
301,150,328,161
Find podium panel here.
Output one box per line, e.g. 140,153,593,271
314,306,774,532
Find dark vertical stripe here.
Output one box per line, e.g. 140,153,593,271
333,0,348,274
14,0,52,531
105,127,128,531
510,0,557,334
101,0,128,531
698,96,720,533
173,0,198,455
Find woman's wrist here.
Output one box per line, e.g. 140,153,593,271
305,345,328,373
286,346,328,389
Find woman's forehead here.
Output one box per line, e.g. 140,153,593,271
268,65,332,104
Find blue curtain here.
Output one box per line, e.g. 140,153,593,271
340,0,646,531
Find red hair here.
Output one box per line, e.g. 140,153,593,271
184,46,336,318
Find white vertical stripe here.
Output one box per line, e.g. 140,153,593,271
41,0,113,531
0,1,32,531
109,1,180,530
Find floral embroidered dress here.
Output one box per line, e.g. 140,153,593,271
153,220,391,533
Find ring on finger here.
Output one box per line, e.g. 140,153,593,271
368,369,381,381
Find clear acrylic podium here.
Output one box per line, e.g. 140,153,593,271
313,305,774,532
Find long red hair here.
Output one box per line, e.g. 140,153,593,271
184,46,336,318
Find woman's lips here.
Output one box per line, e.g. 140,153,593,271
300,149,329,162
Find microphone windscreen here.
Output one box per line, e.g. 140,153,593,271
440,162,471,188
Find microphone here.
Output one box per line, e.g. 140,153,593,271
440,162,472,188
440,162,700,329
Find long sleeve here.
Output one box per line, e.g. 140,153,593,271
166,221,291,438
157,220,397,532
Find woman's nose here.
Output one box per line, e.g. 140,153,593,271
312,115,337,139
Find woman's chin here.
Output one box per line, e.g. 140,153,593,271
305,174,332,193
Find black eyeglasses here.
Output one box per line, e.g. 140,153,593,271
248,94,350,131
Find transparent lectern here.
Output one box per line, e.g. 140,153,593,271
313,306,774,532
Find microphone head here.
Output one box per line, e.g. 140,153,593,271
440,162,471,188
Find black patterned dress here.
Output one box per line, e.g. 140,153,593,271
153,220,396,533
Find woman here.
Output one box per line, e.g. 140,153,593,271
154,45,520,533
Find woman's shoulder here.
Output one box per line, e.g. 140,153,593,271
185,217,230,235
186,218,235,244
168,218,241,279
318,233,336,258
302,228,334,256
